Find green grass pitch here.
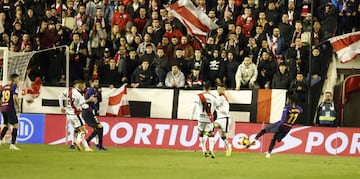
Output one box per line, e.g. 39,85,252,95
0,144,359,179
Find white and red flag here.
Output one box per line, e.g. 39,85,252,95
329,31,360,63
105,84,130,117
166,0,218,44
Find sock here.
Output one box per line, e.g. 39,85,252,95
199,137,206,152
86,129,97,144
76,131,85,144
222,136,230,150
96,128,103,147
94,135,99,145
0,126,8,140
82,138,90,149
11,128,18,144
268,138,277,154
72,130,79,145
209,137,214,152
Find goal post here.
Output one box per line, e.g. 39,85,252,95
1,45,71,144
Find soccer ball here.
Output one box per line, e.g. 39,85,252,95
238,136,250,146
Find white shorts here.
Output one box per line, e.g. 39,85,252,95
214,117,231,133
197,121,214,132
66,114,85,129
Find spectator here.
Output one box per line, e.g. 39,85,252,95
127,0,141,21
185,65,203,89
317,91,337,127
111,3,130,32
213,26,226,47
131,60,153,88
286,37,309,79
133,7,148,34
151,19,164,46
236,7,255,38
136,33,156,56
74,3,90,31
140,43,155,64
267,28,286,65
282,1,301,26
220,51,239,89
278,13,294,48
289,72,308,103
99,58,121,88
165,63,185,88
271,62,291,89
243,37,260,63
235,56,258,90
254,11,270,35
152,47,168,87
108,25,121,52
253,25,267,47
172,48,189,78
122,48,140,83
163,21,183,41
307,47,323,87
188,49,209,83
317,3,337,39
257,51,276,89
24,8,38,38
88,21,107,56
265,1,280,30
179,36,194,61
69,33,87,82
207,49,223,87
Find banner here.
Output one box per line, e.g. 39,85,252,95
166,0,218,44
329,31,360,63
44,115,360,156
23,87,286,123
1,114,45,144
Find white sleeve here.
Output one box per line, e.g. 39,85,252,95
190,96,199,120
78,94,89,110
59,91,66,108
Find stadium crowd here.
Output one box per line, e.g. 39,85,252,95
0,0,359,93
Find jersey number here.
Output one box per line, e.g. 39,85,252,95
204,103,211,113
286,113,299,125
1,90,11,103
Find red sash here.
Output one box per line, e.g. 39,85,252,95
198,93,214,122
69,88,81,115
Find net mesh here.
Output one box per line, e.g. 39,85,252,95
7,52,35,82
0,51,34,83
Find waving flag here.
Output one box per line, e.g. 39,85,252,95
106,84,130,117
166,0,218,44
329,31,360,63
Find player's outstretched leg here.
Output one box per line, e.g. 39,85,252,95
86,128,97,145
221,136,232,157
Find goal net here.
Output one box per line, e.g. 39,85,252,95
0,46,70,143
1,46,69,95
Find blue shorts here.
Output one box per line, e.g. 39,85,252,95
2,110,18,125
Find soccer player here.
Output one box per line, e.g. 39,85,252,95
82,78,107,150
191,82,219,158
0,74,21,150
249,94,303,158
214,84,232,156
59,80,95,152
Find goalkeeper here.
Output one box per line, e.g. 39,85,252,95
82,78,107,150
